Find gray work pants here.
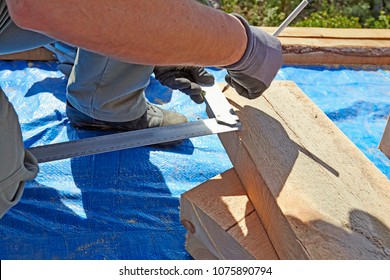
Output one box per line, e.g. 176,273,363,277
0,1,153,217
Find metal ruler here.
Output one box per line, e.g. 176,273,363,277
27,84,241,163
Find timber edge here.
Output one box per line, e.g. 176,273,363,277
1,27,389,65
261,27,390,65
0,47,56,61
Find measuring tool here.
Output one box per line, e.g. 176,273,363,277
28,84,241,163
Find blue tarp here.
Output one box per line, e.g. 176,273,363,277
0,61,389,259
0,61,232,260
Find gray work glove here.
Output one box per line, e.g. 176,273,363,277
153,66,215,104
224,14,283,99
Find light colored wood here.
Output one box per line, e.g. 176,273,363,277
379,116,390,158
185,234,219,260
218,81,390,260
279,37,390,48
180,168,279,260
262,27,390,39
260,27,390,65
0,48,55,61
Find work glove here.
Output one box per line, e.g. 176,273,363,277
153,66,215,104
223,14,283,99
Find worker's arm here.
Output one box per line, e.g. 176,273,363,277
6,0,283,98
6,0,246,66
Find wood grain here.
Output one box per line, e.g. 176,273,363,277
180,168,278,260
218,81,390,259
260,27,390,65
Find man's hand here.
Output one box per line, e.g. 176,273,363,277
224,14,283,99
153,66,215,104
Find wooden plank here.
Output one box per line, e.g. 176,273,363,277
279,37,390,48
279,37,390,65
180,168,279,260
283,52,390,65
0,48,55,61
218,81,390,259
379,116,390,158
262,27,390,40
259,27,390,65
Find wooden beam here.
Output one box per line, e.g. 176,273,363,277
280,37,390,48
379,116,390,158
180,168,279,260
0,48,55,61
261,27,390,40
217,81,390,259
260,27,390,65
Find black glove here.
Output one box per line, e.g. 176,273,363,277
153,66,215,104
223,14,283,99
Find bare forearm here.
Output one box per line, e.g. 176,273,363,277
6,0,247,66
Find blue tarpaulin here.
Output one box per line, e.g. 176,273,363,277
0,61,389,259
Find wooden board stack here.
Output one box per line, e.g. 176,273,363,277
180,82,390,260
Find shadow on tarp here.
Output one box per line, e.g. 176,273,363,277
0,61,232,259
25,77,67,103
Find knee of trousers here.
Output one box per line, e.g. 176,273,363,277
0,89,39,218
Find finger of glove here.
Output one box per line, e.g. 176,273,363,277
162,76,204,99
225,75,250,98
190,68,215,86
155,70,196,89
225,74,264,99
180,82,205,104
180,81,203,96
154,71,179,85
190,94,205,104
156,74,191,90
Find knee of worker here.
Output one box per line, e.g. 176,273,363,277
0,89,39,218
67,49,154,94
66,49,154,119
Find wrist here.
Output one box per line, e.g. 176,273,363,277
223,14,266,71
223,14,283,86
222,14,248,67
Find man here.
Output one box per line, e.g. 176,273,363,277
1,0,283,218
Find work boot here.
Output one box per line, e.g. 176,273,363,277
66,101,188,146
